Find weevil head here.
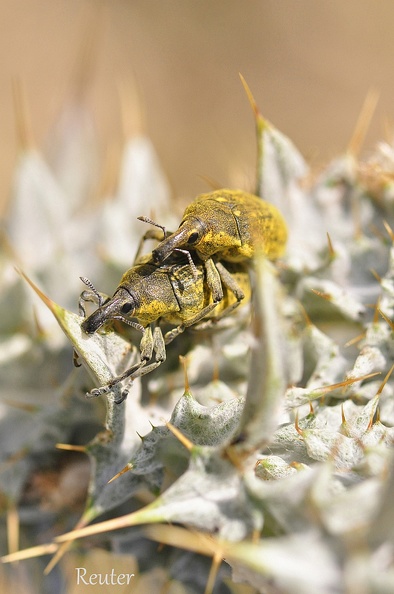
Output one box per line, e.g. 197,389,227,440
152,197,240,262
152,217,207,263
81,288,137,334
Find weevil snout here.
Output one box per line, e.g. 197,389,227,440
81,288,136,334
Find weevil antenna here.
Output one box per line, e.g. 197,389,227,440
174,248,199,280
137,215,166,239
80,277,105,307
114,316,145,334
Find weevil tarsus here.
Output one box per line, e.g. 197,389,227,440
86,358,146,401
204,257,224,302
86,323,167,402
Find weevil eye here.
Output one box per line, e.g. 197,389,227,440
187,231,200,245
121,302,133,315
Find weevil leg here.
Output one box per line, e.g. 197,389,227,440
204,257,223,302
164,302,219,345
85,325,167,403
139,325,166,363
127,359,163,381
140,325,154,361
133,228,166,263
86,359,147,400
73,349,82,367
192,301,241,331
194,264,246,330
215,262,245,303
152,326,166,361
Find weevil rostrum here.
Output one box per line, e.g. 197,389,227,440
79,251,251,403
148,189,287,305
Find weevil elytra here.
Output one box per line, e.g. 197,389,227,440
149,189,287,305
79,251,250,403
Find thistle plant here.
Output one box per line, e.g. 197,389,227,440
0,77,393,594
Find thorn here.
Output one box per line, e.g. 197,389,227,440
294,410,304,437
212,357,220,383
373,297,381,324
108,463,133,484
118,75,146,139
1,543,58,564
205,551,222,594
166,421,193,451
310,372,381,397
70,3,105,101
311,288,332,301
239,73,260,119
376,363,394,398
32,306,47,339
344,331,366,348
44,542,72,575
179,356,190,393
44,515,90,574
375,406,381,423
383,220,394,242
299,303,312,326
97,140,122,200
6,503,19,557
347,89,379,157
326,233,336,260
378,309,394,331
56,443,86,453
136,432,144,441
308,401,315,416
12,78,34,151
197,174,223,190
370,269,382,283
341,403,346,425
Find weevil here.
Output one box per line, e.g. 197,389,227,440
145,189,287,305
79,251,251,403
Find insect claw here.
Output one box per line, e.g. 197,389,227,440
86,386,110,399
115,389,129,405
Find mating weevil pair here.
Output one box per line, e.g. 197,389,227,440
79,189,287,403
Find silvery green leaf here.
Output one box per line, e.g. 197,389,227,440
256,115,308,208
254,111,326,272
342,395,380,439
228,530,341,594
230,258,287,455
285,324,347,408
254,455,298,480
319,477,383,536
57,445,263,545
300,277,366,321
7,150,69,271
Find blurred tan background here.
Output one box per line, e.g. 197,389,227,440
1,0,394,214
